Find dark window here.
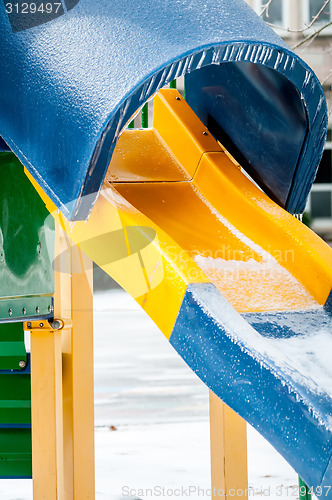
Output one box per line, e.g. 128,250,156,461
327,129,332,142
315,150,332,183
311,191,332,218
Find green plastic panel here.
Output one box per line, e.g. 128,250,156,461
0,365,32,476
0,152,54,322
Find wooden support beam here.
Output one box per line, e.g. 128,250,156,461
30,327,63,500
209,390,248,500
61,236,95,500
30,224,95,500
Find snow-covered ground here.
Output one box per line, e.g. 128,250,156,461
0,290,298,500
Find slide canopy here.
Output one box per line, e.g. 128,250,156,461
0,0,328,220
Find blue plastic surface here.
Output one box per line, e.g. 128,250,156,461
185,62,323,210
0,0,327,219
170,284,332,495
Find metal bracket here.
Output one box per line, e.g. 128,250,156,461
24,319,72,332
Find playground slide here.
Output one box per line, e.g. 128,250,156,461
27,89,332,494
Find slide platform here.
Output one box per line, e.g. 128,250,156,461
27,89,332,493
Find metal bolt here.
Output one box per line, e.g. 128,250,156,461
22,308,26,315
176,96,181,101
27,322,32,328
50,319,63,330
8,308,12,316
39,322,44,327
19,360,26,369
203,131,208,136
36,306,40,314
48,305,54,313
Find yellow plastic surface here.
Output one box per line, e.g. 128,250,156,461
26,88,332,337
107,129,190,182
152,90,222,177
25,171,208,339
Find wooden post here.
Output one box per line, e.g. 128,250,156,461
30,224,95,500
30,223,63,500
61,235,95,500
30,328,63,500
209,390,248,500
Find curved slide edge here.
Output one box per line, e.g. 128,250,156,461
170,283,332,494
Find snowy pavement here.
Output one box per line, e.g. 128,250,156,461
0,290,298,500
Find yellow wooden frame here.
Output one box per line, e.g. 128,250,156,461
27,224,95,500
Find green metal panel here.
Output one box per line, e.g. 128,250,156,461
0,373,31,399
0,323,31,430
0,296,53,323
0,369,31,425
0,343,26,370
0,428,32,478
0,354,32,476
0,322,25,342
0,323,27,370
0,401,31,426
0,153,49,478
0,152,54,322
0,151,50,478
0,360,32,475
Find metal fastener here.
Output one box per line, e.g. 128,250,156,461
176,96,181,101
22,308,26,315
50,319,62,330
8,308,12,316
39,322,44,327
36,306,40,314
19,360,26,369
27,322,32,328
203,131,208,136
48,305,54,313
